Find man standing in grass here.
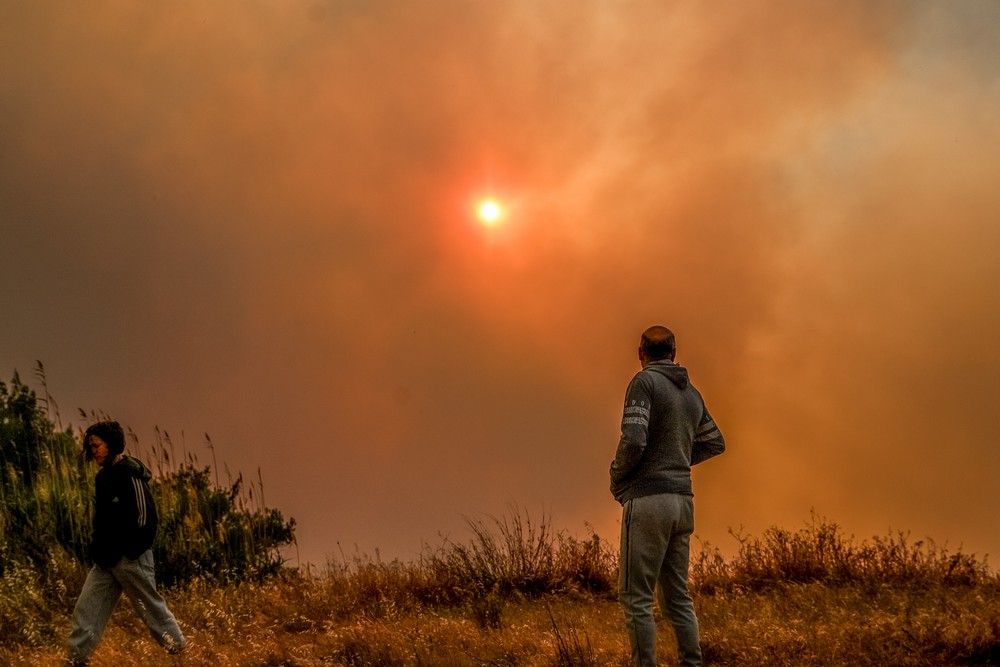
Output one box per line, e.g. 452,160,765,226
611,326,726,667
66,421,185,666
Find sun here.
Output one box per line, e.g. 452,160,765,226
477,198,504,226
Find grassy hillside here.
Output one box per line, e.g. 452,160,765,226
3,370,998,665
3,510,999,666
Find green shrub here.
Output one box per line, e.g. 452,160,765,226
152,463,295,587
0,367,296,648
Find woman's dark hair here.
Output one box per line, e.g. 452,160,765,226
83,420,126,461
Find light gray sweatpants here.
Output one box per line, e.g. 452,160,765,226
619,493,701,667
67,549,185,664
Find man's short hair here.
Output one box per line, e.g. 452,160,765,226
83,420,126,461
640,326,676,361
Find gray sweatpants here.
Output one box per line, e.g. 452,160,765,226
619,493,701,667
67,550,185,663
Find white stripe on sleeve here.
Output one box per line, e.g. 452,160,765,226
133,478,147,527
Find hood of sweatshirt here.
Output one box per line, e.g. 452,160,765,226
644,360,689,389
116,455,153,482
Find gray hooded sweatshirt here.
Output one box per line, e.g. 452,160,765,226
610,359,725,504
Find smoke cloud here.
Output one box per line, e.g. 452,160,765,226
3,1,998,563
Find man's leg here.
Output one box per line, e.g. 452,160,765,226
619,495,672,667
657,494,701,667
113,551,186,654
67,565,123,664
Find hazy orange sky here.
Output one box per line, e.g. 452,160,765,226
3,1,999,567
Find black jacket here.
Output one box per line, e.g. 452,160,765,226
90,455,158,568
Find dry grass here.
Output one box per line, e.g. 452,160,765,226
5,568,999,666
5,512,1000,667
5,373,1000,665
698,582,1000,666
4,585,632,667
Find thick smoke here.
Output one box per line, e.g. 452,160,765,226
2,1,998,562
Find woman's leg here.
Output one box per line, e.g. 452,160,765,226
113,551,186,654
67,565,123,664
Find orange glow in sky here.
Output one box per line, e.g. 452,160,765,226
4,1,1000,570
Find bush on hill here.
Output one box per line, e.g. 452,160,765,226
0,368,295,646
